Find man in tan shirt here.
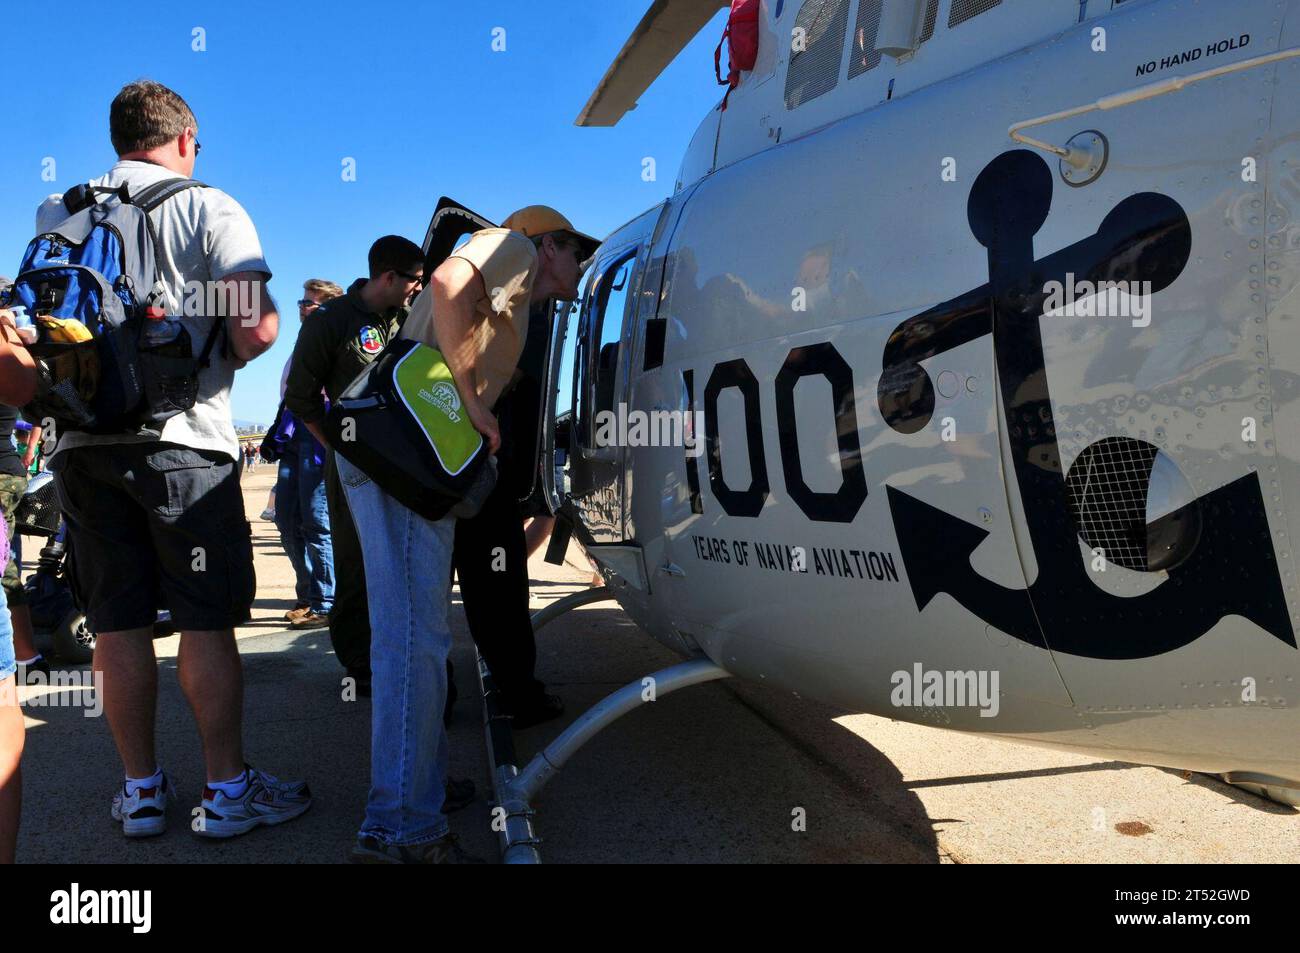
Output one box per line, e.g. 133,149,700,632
401,208,592,441
339,206,595,864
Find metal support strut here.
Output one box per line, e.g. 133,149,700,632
529,585,619,633
479,654,730,863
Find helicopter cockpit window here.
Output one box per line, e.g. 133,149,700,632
592,256,635,418
849,0,940,79
574,249,638,449
949,0,1002,28
784,0,850,109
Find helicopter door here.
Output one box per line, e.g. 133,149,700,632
419,196,496,282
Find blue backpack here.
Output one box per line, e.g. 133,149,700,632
5,178,222,434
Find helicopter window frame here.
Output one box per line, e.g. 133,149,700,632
574,243,641,458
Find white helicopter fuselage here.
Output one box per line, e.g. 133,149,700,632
552,0,1300,797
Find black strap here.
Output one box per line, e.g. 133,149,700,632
196,308,225,368
129,178,207,213
544,510,574,565
131,178,207,287
130,178,206,303
129,178,227,366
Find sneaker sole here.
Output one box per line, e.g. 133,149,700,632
349,845,404,864
192,799,312,839
116,814,167,838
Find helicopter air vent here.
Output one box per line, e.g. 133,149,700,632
849,0,941,80
949,0,1002,29
785,0,851,109
1064,436,1201,573
848,0,884,77
919,0,939,41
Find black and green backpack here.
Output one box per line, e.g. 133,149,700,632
324,338,495,520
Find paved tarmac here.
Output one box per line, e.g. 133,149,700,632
13,471,1299,863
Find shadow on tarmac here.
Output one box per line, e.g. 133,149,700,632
17,600,944,863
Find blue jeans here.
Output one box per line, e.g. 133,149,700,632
0,586,13,681
274,430,334,614
336,455,455,846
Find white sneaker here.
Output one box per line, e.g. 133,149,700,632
111,773,172,838
192,765,312,839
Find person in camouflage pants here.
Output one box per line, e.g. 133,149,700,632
0,474,25,584
0,404,40,673
0,472,34,657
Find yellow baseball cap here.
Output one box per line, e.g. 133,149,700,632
501,205,600,260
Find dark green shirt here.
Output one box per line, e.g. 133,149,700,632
283,279,406,425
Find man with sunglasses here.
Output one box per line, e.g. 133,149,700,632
283,236,425,692
267,280,344,631
451,211,595,730
334,206,595,863
32,80,310,840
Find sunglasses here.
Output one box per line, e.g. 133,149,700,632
297,299,321,309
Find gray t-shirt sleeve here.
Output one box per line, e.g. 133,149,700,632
199,191,272,281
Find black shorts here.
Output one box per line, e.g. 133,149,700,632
50,443,255,633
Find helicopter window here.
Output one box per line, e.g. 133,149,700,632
574,249,638,448
848,0,941,80
552,299,578,424
784,0,850,109
592,256,635,421
949,0,1002,28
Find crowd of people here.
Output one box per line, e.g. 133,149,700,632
0,79,596,863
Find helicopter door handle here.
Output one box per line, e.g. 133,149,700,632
659,562,686,578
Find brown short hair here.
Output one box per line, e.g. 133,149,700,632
303,279,344,301
110,80,198,156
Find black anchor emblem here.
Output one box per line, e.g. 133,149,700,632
880,150,1295,659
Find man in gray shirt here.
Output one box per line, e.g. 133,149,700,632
37,81,311,839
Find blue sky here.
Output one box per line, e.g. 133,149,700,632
0,0,729,426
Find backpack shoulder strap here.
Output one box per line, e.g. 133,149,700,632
122,178,229,366
130,178,208,214
125,179,210,309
